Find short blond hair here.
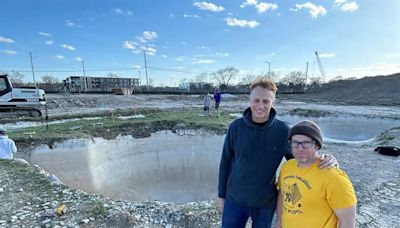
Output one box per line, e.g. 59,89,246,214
250,77,278,93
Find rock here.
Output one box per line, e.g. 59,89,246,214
42,219,51,224
81,218,90,224
0,187,3,193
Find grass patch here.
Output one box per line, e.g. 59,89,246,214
87,201,109,218
8,109,235,148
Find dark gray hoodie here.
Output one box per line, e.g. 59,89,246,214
218,107,293,208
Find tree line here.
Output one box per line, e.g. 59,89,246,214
1,67,325,93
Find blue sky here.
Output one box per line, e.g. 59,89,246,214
0,0,399,86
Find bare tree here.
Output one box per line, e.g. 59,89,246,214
41,75,59,84
240,74,258,86
281,71,306,86
195,72,209,83
148,78,154,87
8,71,25,85
107,72,119,78
212,67,239,87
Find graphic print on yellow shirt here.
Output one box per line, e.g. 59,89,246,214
278,159,357,228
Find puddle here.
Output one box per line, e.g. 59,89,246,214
227,113,399,142
279,114,400,141
30,131,224,203
1,115,145,130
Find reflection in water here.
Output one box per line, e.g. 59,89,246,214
31,131,224,203
279,114,400,141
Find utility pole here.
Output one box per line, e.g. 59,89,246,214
29,52,37,87
305,61,309,92
265,61,271,78
81,59,87,92
138,70,141,86
143,51,149,90
29,52,40,102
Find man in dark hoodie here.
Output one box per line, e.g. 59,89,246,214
218,77,337,228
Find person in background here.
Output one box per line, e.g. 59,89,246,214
0,127,17,159
213,88,221,117
203,92,211,117
218,77,338,228
276,120,356,228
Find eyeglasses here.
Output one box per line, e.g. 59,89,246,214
290,140,315,149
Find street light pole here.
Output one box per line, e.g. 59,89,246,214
265,61,271,78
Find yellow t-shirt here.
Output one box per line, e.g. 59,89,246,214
278,159,357,228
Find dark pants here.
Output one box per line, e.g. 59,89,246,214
222,199,275,228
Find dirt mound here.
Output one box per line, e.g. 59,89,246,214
308,73,400,106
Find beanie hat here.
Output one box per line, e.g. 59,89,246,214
0,127,6,135
288,120,323,149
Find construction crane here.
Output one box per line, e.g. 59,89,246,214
315,51,326,83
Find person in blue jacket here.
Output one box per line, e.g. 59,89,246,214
214,88,221,117
218,77,337,228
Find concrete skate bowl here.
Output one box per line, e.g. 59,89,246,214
29,130,225,203
280,114,400,142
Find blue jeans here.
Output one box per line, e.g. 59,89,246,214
222,199,275,228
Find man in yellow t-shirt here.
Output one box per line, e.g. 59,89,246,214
276,120,357,228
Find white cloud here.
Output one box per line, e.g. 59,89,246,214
319,52,336,58
38,32,51,37
161,54,168,58
240,0,258,8
225,17,260,28
256,3,278,13
114,8,134,16
334,0,359,12
142,31,158,40
192,58,215,64
193,1,224,12
55,55,65,60
124,40,157,55
132,65,141,69
45,40,53,45
0,36,15,43
141,46,157,55
136,31,158,43
175,57,185,61
60,44,76,51
114,8,123,14
65,20,82,28
0,49,17,55
74,57,83,62
65,20,75,27
183,14,200,18
256,52,276,59
123,41,138,50
341,2,359,12
198,46,208,49
240,0,278,13
216,52,230,57
292,2,327,18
